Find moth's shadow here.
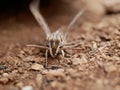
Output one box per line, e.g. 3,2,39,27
44,54,72,70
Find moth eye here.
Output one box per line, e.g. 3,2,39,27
59,46,62,48
48,34,53,41
58,35,62,42
47,37,50,41
56,36,60,42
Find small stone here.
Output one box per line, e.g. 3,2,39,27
96,79,103,89
0,77,9,84
51,81,57,88
30,63,44,71
72,55,88,65
104,64,117,73
23,63,31,68
9,70,18,81
12,70,18,73
115,86,120,90
2,73,9,77
92,41,98,50
16,82,23,88
20,50,25,54
72,58,81,65
67,68,76,74
42,69,64,77
36,74,42,87
24,56,35,62
18,68,23,74
22,86,33,90
9,86,19,90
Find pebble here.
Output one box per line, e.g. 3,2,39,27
24,56,35,62
9,70,18,81
2,73,9,77
104,64,117,73
0,77,9,84
42,69,64,77
16,82,23,88
23,63,31,68
9,86,19,90
72,56,88,65
72,58,81,65
30,63,44,71
36,74,42,87
51,81,57,88
67,68,76,75
22,86,34,90
18,68,24,74
96,79,103,88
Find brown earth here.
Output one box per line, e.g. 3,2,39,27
0,1,120,90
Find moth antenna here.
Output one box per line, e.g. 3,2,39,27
29,0,51,37
64,10,84,39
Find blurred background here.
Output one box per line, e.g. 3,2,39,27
0,0,120,19
0,0,120,45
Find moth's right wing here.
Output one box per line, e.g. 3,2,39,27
29,0,51,37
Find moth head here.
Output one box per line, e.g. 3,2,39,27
47,30,64,57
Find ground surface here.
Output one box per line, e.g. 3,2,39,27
0,3,120,90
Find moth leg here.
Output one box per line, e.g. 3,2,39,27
61,50,65,58
45,49,48,67
60,50,65,64
65,40,81,46
64,49,71,55
61,50,72,66
65,42,81,48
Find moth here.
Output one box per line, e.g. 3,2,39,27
27,0,84,67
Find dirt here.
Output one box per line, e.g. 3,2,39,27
0,1,120,90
